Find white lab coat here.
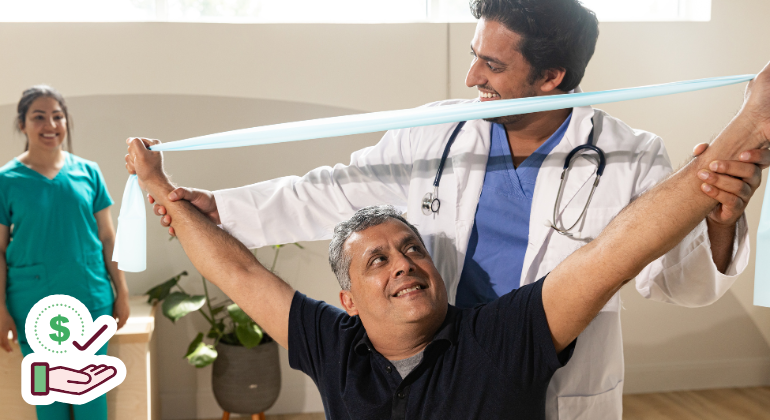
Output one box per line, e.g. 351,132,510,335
214,100,749,420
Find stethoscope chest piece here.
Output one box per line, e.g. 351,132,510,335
422,187,440,215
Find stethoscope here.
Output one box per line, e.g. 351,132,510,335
422,119,606,237
421,121,466,215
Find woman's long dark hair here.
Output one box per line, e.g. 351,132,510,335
15,85,72,153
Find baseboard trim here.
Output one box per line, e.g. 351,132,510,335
624,357,770,394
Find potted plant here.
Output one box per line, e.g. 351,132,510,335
146,244,303,416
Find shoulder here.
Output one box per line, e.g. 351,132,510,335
418,98,477,108
67,153,106,178
0,159,25,180
0,159,21,176
407,98,480,136
68,153,100,169
593,108,663,152
290,291,360,335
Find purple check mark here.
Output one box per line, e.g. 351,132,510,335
72,325,108,351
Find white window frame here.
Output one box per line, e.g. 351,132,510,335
0,0,712,23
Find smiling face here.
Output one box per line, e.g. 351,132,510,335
20,96,67,151
466,18,566,125
339,219,448,331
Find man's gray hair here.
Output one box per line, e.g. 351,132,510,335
329,205,425,290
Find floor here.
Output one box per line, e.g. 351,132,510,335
623,387,770,419
196,387,770,420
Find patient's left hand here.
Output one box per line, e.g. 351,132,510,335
693,143,770,226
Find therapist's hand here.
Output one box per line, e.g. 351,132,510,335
0,306,18,353
149,188,220,236
692,142,770,226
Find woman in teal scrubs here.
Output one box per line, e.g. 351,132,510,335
0,86,130,420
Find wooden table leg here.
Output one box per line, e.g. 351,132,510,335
222,412,230,420
251,413,265,420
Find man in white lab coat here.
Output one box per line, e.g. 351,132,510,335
144,1,768,418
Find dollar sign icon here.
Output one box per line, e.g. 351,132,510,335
49,314,70,346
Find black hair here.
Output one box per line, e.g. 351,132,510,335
15,85,73,153
470,0,599,92
329,205,424,290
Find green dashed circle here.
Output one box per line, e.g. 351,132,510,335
33,304,85,354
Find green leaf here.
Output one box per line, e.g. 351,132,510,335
185,341,218,368
227,304,251,324
236,322,264,349
162,292,206,322
145,271,188,304
206,321,225,339
211,305,226,317
220,332,240,346
185,333,204,358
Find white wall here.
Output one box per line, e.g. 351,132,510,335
2,0,770,416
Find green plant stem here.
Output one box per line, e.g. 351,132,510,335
270,246,281,272
201,277,223,338
198,308,215,326
176,283,188,294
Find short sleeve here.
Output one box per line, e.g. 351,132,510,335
90,163,114,213
469,277,575,386
0,183,9,226
288,291,350,382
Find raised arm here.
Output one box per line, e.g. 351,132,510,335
126,139,295,349
543,64,770,352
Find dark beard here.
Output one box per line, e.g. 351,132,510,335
481,85,538,125
483,114,527,125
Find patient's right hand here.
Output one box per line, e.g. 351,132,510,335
150,187,220,236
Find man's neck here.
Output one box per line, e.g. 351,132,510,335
504,108,571,167
364,309,447,361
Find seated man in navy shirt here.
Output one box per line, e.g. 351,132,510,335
126,63,770,420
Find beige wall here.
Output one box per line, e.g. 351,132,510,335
2,0,770,417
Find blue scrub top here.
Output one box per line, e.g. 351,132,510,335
455,114,571,309
0,152,115,322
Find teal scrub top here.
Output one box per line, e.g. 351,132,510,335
0,152,115,321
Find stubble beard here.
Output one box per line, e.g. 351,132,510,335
482,84,539,125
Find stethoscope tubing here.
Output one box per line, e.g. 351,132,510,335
423,121,467,215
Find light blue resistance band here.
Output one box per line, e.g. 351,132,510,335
149,74,754,151
116,74,769,308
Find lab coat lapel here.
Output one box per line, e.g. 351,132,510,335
521,106,596,286
448,118,491,301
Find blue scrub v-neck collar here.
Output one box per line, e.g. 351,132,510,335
490,113,572,199
14,151,70,182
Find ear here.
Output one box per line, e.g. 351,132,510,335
18,121,26,136
339,290,359,316
538,67,567,93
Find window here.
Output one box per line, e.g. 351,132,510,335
579,0,711,22
0,0,711,23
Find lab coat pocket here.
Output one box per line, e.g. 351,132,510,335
6,264,48,319
556,380,623,420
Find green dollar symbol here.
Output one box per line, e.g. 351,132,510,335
49,314,70,346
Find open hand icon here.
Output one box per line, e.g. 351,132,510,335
32,363,117,396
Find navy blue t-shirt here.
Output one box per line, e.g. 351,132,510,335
289,278,575,420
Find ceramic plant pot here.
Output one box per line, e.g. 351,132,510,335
212,341,281,414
